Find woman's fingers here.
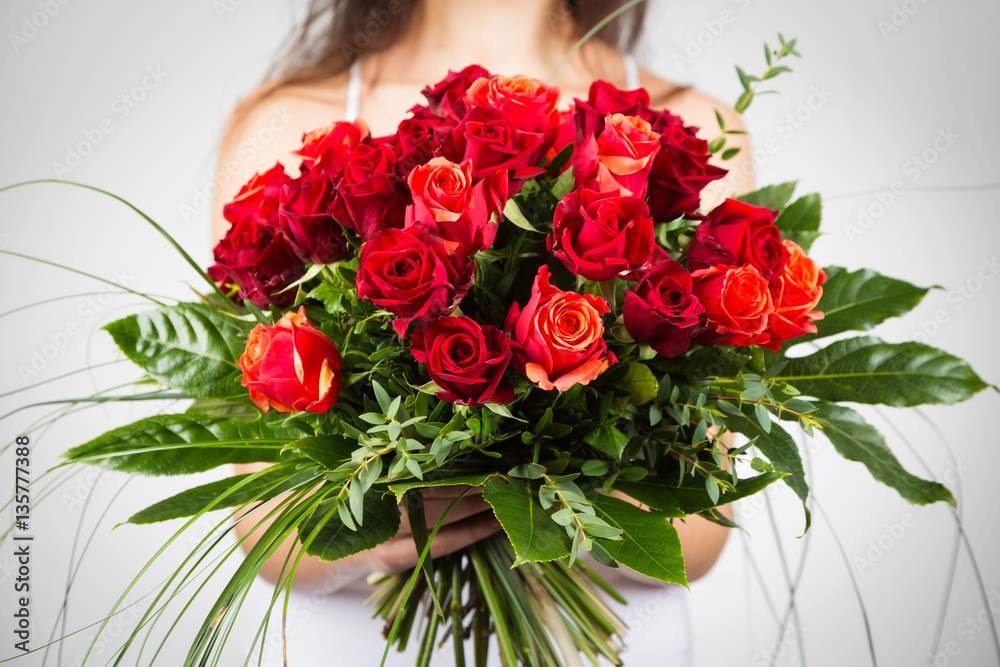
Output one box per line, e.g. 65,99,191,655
396,493,493,536
370,513,503,575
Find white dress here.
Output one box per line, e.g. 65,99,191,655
235,53,695,667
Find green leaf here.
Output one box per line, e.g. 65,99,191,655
103,303,253,401
776,336,992,406
612,362,658,409
503,199,542,233
287,434,357,470
813,267,933,339
62,413,302,475
615,471,785,515
736,181,797,210
774,193,821,252
813,403,955,506
584,425,629,461
301,491,401,561
591,495,687,587
388,473,497,504
128,464,319,524
482,477,571,565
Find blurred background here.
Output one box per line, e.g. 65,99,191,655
1,0,998,665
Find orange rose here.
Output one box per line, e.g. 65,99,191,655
692,264,775,348
574,114,661,197
767,240,826,345
465,74,562,134
504,266,617,391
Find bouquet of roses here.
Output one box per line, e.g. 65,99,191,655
30,36,990,667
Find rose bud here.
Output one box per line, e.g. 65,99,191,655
223,163,290,226
276,173,348,265
410,316,514,407
548,187,655,281
208,217,305,309
691,263,775,348
238,307,341,414
294,119,370,180
687,199,789,280
765,240,827,348
574,113,660,197
356,227,475,338
330,142,409,242
646,125,728,222
623,260,705,357
505,265,617,391
415,64,494,120
405,157,507,255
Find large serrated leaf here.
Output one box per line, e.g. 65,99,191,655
736,181,797,210
591,495,687,587
813,267,933,339
774,193,821,252
482,477,571,565
63,413,302,475
301,491,401,561
615,470,786,515
813,403,954,506
128,464,320,524
104,303,253,400
777,336,991,406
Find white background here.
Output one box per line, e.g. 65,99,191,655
1,0,998,665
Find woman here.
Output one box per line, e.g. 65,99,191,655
212,1,752,664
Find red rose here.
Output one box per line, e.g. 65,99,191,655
766,240,826,347
223,163,290,225
208,216,305,309
277,173,348,265
687,199,789,280
623,260,705,357
691,264,775,347
238,307,341,414
393,117,441,177
548,187,655,281
295,119,370,180
410,316,514,407
330,142,409,242
465,74,562,156
405,157,507,255
356,227,474,337
451,106,546,186
505,266,617,391
574,114,660,197
646,125,728,222
415,64,493,120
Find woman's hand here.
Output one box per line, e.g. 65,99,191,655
364,485,503,576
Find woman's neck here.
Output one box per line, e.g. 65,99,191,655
371,0,624,89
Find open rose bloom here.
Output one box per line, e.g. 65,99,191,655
100,59,991,667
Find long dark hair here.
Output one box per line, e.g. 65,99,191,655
267,0,648,87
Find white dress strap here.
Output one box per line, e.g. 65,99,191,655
344,58,363,122
622,52,640,90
